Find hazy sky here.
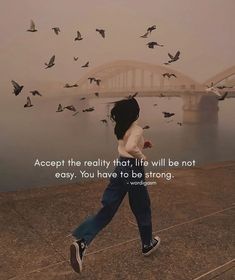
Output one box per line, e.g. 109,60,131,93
0,0,234,90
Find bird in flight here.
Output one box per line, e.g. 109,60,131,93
147,41,164,48
83,107,95,112
177,122,183,126
88,77,101,86
95,79,101,86
205,85,223,97
73,57,79,61
45,55,55,69
140,31,149,38
162,73,177,78
147,25,156,33
24,97,33,108
217,92,228,101
30,90,42,96
73,111,79,116
11,80,24,96
217,85,232,89
167,51,180,63
75,31,83,41
64,83,78,88
56,104,63,112
94,92,99,97
88,77,95,83
101,119,108,124
127,92,138,99
27,20,37,32
143,125,150,129
80,97,86,100
162,112,175,118
64,105,77,112
52,27,60,35
96,29,105,38
81,61,89,68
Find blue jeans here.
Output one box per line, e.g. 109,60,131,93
72,157,153,247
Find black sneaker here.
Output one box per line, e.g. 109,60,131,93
142,236,161,256
70,239,87,273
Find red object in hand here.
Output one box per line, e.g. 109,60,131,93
143,140,152,149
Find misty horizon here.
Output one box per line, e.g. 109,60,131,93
0,0,235,94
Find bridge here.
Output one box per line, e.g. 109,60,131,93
76,60,234,124
77,60,235,96
203,65,235,86
77,60,204,96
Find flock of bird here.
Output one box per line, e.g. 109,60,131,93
11,20,230,127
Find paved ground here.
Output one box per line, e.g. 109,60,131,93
0,161,234,280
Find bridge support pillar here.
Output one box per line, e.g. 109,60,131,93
150,73,154,88
141,69,144,88
182,94,219,124
131,69,136,89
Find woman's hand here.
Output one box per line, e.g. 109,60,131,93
143,140,152,149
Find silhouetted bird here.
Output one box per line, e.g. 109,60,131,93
45,55,55,69
168,51,180,63
56,104,63,112
143,125,150,129
95,79,101,86
177,122,183,126
147,25,156,33
64,83,78,88
80,97,86,100
101,119,108,124
75,31,83,41
127,92,138,99
140,31,149,38
73,111,79,116
52,27,60,35
94,92,99,97
30,90,42,96
153,103,158,106
162,73,177,78
88,77,95,83
96,29,105,38
81,61,89,68
83,107,94,112
205,86,222,97
147,41,164,48
64,105,76,112
162,112,175,118
27,20,37,32
217,92,228,101
24,97,33,108
217,85,232,90
88,77,101,86
73,57,78,61
11,80,24,96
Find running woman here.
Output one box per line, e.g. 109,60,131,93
70,97,160,273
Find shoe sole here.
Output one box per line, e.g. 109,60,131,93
143,237,161,256
70,242,82,273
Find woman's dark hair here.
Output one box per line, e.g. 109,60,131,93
110,98,140,140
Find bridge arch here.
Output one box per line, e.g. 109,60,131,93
204,65,235,86
77,60,203,94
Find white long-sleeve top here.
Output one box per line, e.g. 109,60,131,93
118,121,146,160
